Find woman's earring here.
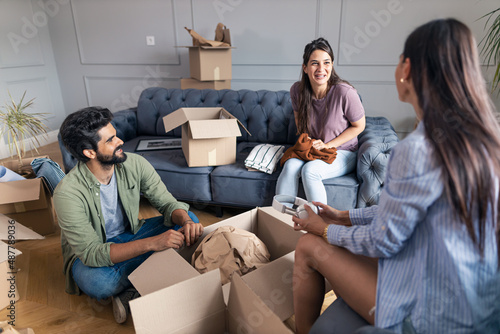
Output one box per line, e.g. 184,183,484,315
400,78,405,83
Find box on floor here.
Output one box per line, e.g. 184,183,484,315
128,207,302,333
0,157,57,236
163,107,250,167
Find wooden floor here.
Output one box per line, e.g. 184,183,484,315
0,142,335,333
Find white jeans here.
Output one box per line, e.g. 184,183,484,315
275,150,357,204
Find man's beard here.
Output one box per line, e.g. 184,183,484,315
96,145,127,167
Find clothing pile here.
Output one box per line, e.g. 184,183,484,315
280,133,337,165
191,226,270,284
244,144,285,174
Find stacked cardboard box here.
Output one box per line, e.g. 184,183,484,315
128,207,302,333
181,25,232,90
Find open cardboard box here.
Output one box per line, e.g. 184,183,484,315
183,25,233,81
129,207,302,333
163,107,250,167
0,156,57,236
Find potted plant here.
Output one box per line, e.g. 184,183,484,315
0,91,49,175
479,7,500,95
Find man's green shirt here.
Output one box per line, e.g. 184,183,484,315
54,153,189,295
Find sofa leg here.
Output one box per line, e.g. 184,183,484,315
215,206,224,218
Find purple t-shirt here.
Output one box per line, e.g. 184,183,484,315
290,81,365,151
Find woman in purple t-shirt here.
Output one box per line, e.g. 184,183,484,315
276,38,366,204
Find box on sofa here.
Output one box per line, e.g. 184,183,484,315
128,207,300,333
163,107,250,167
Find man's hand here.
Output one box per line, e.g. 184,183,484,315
150,229,186,251
179,222,204,247
312,201,352,226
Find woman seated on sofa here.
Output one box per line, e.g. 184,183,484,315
275,37,365,204
291,18,500,333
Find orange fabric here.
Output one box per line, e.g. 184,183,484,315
280,133,337,166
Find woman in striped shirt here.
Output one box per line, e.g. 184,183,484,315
292,18,500,334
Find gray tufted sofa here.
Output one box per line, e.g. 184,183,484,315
58,87,399,211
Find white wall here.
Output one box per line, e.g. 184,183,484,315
1,0,499,158
0,0,66,158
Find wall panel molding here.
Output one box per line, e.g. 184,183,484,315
71,0,180,65
5,76,56,120
84,75,179,112
0,0,45,68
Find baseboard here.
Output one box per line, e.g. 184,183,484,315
0,130,59,160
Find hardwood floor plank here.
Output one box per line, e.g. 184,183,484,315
0,300,135,333
24,251,48,305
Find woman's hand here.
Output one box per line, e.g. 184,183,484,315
312,201,352,226
311,139,329,150
292,204,328,236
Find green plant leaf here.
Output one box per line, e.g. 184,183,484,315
0,90,50,165
479,7,500,95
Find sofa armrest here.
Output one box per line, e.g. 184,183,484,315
111,108,138,142
356,117,399,208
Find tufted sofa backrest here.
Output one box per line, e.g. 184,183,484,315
137,87,298,145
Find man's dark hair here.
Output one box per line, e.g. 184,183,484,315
60,107,113,162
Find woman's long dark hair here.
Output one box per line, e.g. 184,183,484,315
403,19,500,260
296,38,350,137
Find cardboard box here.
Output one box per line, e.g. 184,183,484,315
0,178,56,236
180,77,231,90
188,46,232,81
128,207,301,333
163,107,250,167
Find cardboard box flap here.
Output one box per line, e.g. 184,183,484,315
220,109,251,136
188,119,241,139
0,214,44,240
128,248,199,296
0,241,21,262
227,274,293,333
241,252,295,322
130,269,225,334
0,179,42,205
256,208,303,260
163,110,191,134
163,107,229,133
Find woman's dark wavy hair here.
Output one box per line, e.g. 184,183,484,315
403,18,500,260
59,106,113,163
296,38,351,138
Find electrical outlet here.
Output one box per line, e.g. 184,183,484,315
146,36,155,46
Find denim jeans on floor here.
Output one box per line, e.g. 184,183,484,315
71,211,199,300
275,150,357,203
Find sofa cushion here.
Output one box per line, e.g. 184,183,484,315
211,143,359,209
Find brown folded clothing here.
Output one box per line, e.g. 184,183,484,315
280,133,337,166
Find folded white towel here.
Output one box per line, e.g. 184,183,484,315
244,144,285,174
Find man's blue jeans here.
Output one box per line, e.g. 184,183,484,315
71,212,199,300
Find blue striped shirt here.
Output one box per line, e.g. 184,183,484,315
326,122,500,333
